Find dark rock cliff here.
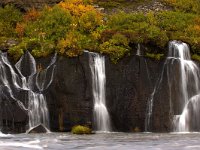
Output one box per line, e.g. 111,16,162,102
1,48,182,133
42,50,172,133
46,54,93,132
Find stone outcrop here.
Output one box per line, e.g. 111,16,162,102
0,0,62,11
0,0,171,12
28,124,48,133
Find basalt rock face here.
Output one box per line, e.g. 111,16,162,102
45,53,93,132
35,51,175,132
0,49,183,133
105,54,166,132
43,51,173,132
0,0,62,11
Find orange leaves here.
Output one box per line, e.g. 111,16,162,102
15,23,25,38
194,17,200,24
185,17,200,37
193,25,200,31
58,0,103,33
23,8,40,22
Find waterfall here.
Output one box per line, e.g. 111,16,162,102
145,40,200,132
0,51,56,132
136,44,141,56
170,41,200,132
16,52,56,132
28,91,49,131
88,52,111,132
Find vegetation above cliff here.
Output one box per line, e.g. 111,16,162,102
1,0,200,62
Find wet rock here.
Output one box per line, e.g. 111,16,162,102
0,44,191,133
28,124,48,133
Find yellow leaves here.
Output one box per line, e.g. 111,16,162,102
57,31,83,56
193,25,200,32
186,17,200,37
79,11,103,32
57,39,67,54
58,0,97,17
186,25,200,37
91,31,101,40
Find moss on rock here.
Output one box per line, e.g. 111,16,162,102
71,125,92,134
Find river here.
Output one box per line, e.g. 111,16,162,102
0,132,200,150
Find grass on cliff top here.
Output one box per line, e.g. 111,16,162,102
1,0,200,63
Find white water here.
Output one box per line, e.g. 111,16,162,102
28,92,50,131
88,52,111,132
136,43,141,56
145,40,200,132
2,133,200,150
16,52,56,132
0,51,56,132
171,42,200,132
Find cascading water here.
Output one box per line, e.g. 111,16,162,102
0,51,56,132
16,52,56,132
170,41,200,132
145,40,200,132
88,52,111,132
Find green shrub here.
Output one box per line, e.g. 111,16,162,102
192,54,200,62
8,38,54,60
163,0,200,14
71,125,92,134
107,11,147,31
8,44,25,61
78,10,103,34
99,33,130,63
3,0,200,63
23,6,72,42
0,5,22,37
145,53,164,60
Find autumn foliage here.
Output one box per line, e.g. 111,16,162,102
2,0,200,62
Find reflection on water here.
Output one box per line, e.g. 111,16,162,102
0,132,200,150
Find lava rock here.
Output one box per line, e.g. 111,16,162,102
28,124,48,133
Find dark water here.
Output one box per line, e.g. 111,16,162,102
0,132,200,150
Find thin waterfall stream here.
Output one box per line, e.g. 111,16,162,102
88,52,111,132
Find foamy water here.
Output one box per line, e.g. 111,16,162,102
0,132,200,149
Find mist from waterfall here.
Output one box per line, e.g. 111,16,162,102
0,51,56,132
145,40,200,132
88,52,111,132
